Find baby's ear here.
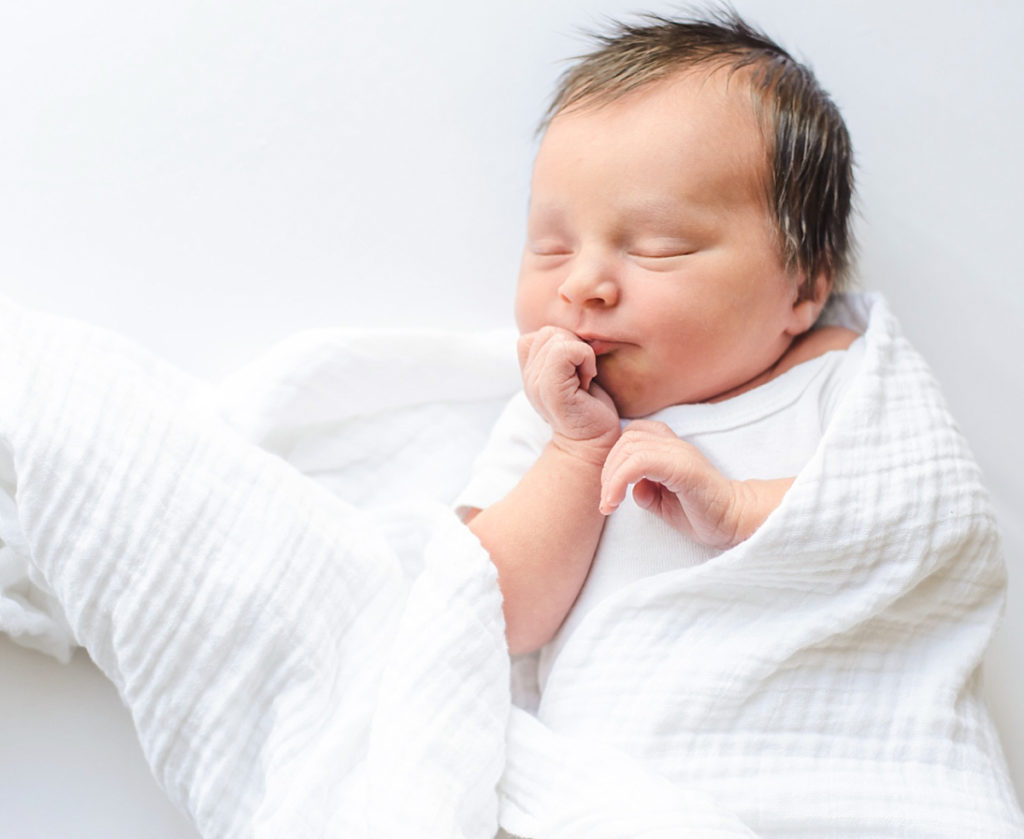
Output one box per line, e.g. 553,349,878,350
787,272,832,336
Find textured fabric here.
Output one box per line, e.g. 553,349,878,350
500,294,1023,837
0,293,1020,837
0,301,516,838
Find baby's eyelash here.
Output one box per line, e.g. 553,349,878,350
529,243,573,256
629,250,695,259
626,236,699,259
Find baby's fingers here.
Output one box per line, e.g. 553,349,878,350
518,328,591,380
600,448,671,515
599,422,684,514
516,332,538,371
574,345,598,391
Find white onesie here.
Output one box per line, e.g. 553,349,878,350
456,337,866,690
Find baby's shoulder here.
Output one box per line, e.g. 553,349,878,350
777,326,860,376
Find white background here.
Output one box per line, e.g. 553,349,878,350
1,0,1021,835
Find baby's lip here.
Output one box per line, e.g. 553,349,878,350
577,333,625,356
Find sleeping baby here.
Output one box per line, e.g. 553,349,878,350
460,10,861,672
0,6,1020,836
454,20,1022,832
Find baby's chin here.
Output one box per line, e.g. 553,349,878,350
596,354,716,417
595,355,665,418
608,392,670,419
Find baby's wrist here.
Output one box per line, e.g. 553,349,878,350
550,428,619,468
730,477,794,544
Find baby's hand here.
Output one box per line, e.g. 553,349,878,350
599,420,792,549
518,327,620,458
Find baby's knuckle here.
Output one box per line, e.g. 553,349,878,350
628,419,669,436
673,439,700,460
537,325,564,344
618,436,644,459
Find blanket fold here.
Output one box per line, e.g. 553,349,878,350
0,300,510,838
0,293,1021,837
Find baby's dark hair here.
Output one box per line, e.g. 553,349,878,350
541,8,855,295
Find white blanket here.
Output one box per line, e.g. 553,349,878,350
0,293,1021,837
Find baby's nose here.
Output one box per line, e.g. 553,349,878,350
558,260,620,308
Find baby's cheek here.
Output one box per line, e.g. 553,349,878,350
513,279,550,334
596,351,650,417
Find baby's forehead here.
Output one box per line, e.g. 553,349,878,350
552,62,766,132
535,69,773,204
551,67,769,157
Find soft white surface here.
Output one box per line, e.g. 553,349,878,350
0,300,517,837
2,292,1020,835
0,640,199,838
0,0,1020,833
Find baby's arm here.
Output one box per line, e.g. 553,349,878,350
600,420,792,549
467,327,620,655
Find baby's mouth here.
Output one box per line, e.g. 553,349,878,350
581,337,618,356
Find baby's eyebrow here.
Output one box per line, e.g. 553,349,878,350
618,197,717,231
525,196,720,236
525,203,569,229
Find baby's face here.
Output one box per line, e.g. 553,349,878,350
516,69,814,417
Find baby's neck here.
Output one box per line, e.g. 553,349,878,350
705,325,859,404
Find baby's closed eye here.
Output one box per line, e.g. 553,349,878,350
625,234,700,264
627,239,696,258
627,246,697,271
529,240,573,256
